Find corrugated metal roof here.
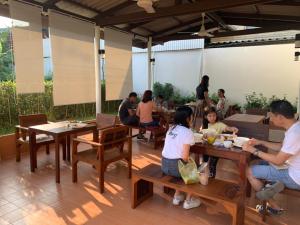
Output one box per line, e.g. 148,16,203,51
211,30,299,44
133,39,204,52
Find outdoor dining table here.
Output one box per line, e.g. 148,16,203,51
190,143,251,195
28,121,98,183
224,113,265,124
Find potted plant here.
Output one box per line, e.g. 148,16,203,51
244,92,268,116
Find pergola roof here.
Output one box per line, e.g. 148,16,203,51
1,0,300,48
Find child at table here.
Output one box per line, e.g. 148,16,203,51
162,106,201,209
202,107,239,178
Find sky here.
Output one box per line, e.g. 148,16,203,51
0,16,12,28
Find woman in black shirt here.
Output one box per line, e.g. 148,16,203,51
195,75,211,118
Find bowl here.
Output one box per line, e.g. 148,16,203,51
223,141,233,148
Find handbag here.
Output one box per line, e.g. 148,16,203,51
178,157,200,184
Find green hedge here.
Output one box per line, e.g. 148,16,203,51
0,81,121,135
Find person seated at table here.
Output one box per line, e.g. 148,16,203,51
137,90,158,127
162,106,201,209
118,92,139,126
202,107,238,178
216,89,226,119
242,100,300,215
155,94,168,109
136,90,159,139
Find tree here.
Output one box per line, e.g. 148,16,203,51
0,28,14,81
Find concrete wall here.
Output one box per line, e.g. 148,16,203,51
203,43,300,105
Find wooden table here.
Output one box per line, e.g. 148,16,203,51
190,143,251,193
225,113,265,124
28,121,98,183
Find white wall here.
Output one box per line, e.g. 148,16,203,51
203,44,300,105
132,52,148,95
132,49,203,96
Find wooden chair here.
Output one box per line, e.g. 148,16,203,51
15,114,53,162
72,125,132,193
96,113,118,130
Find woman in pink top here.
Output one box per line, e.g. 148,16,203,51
136,90,159,127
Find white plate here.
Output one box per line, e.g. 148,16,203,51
233,137,249,147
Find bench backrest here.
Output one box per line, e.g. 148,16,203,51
19,114,48,128
96,113,117,130
99,125,129,150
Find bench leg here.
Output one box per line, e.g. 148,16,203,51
223,203,244,225
46,144,50,155
16,143,21,162
72,159,78,183
131,177,153,209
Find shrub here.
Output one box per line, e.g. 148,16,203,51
0,81,121,135
244,92,267,110
153,82,174,101
210,92,219,104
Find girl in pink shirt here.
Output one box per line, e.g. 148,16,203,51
136,90,159,127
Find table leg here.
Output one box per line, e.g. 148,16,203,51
67,135,71,162
29,131,36,172
93,128,99,142
55,137,60,183
239,155,248,193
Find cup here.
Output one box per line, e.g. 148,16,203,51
206,133,217,145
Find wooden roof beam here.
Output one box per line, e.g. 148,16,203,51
152,17,208,37
223,17,300,27
266,0,300,6
219,12,300,22
206,12,235,31
97,0,277,26
95,1,135,20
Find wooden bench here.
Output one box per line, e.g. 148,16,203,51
261,187,300,222
131,164,245,225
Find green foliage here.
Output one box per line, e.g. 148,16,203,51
244,92,267,110
171,91,196,105
0,28,14,81
153,82,174,101
153,82,196,105
210,92,219,104
0,81,120,135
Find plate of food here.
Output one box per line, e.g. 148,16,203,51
233,137,250,148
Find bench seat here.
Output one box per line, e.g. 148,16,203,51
131,164,245,225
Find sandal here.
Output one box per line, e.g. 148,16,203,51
256,204,284,216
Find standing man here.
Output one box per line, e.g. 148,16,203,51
118,92,139,126
243,100,300,215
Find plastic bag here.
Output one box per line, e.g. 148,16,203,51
178,158,200,184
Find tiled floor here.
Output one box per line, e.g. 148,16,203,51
0,139,298,225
